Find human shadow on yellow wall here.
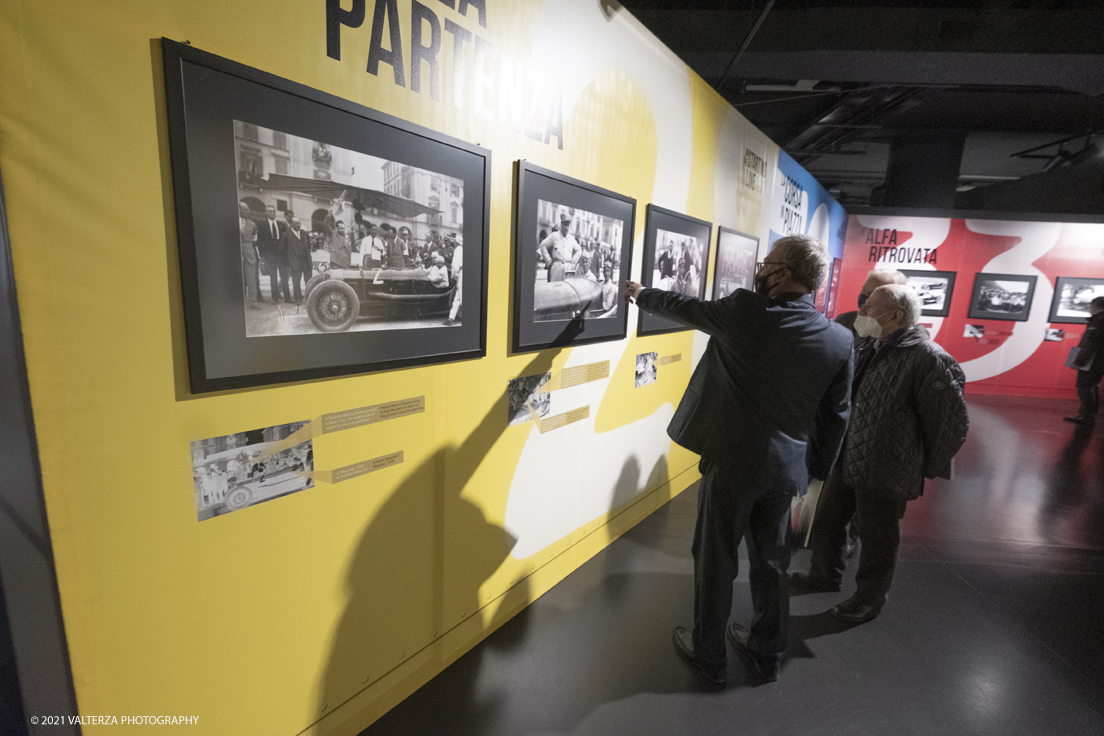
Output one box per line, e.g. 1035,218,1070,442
316,317,586,729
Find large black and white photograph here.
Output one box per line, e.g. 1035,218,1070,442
967,273,1037,322
533,199,623,321
638,205,712,336
507,372,552,426
191,422,313,521
711,228,758,300
512,162,635,352
899,270,957,317
162,40,488,392
1048,277,1104,324
236,123,466,336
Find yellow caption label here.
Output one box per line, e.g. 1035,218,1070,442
535,361,610,394
659,354,682,365
321,396,425,433
319,451,405,484
538,405,590,433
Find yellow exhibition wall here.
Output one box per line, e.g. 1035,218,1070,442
0,1,778,733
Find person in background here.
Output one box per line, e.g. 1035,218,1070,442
427,255,450,289
257,204,289,303
791,285,968,623
238,201,260,310
324,195,351,270
444,236,463,326
624,234,853,685
825,268,907,557
1065,296,1104,425
282,217,311,303
836,270,908,333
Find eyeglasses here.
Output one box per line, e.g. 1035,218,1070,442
755,261,789,274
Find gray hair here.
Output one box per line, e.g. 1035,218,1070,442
770,235,830,291
879,284,922,326
866,270,907,286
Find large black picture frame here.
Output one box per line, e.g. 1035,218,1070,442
512,162,635,353
967,272,1037,322
899,269,957,318
711,227,758,301
162,39,489,393
638,205,713,336
1048,276,1104,324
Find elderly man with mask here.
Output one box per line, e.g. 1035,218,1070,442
791,284,969,623
625,235,853,685
836,270,908,334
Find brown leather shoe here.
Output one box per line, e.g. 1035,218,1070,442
832,597,882,624
672,627,726,686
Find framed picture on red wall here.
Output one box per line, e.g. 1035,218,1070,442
900,270,957,318
967,273,1037,322
1048,276,1104,324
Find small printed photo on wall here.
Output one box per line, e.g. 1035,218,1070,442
964,324,985,338
190,422,313,521
1045,328,1066,342
508,372,552,426
635,352,658,387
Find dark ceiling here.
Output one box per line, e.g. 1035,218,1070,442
616,0,1104,212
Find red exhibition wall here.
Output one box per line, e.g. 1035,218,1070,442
837,214,1104,399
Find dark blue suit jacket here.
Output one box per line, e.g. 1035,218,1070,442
636,287,854,496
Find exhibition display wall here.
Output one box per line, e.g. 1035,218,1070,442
0,1,841,733
836,214,1104,399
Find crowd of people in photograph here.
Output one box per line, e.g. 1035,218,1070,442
537,211,621,315
238,196,464,322
654,235,703,297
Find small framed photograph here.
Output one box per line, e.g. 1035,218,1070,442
967,273,1037,322
711,227,759,301
638,205,712,336
899,270,957,318
162,40,489,392
1048,276,1104,324
512,162,635,352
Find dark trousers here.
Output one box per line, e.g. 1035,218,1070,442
263,253,290,302
808,468,908,608
692,459,792,673
1076,368,1104,419
288,260,308,301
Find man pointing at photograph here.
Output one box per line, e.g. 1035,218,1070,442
624,234,854,685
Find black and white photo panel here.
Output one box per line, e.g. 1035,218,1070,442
899,270,957,318
712,228,759,300
162,39,489,392
967,273,1037,322
638,205,713,336
512,162,635,352
1048,277,1104,324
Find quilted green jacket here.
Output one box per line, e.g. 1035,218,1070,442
841,324,968,500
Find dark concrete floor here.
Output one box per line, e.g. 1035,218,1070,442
362,395,1104,735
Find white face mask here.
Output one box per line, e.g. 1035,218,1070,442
854,313,885,339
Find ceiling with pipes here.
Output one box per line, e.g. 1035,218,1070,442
616,0,1104,213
